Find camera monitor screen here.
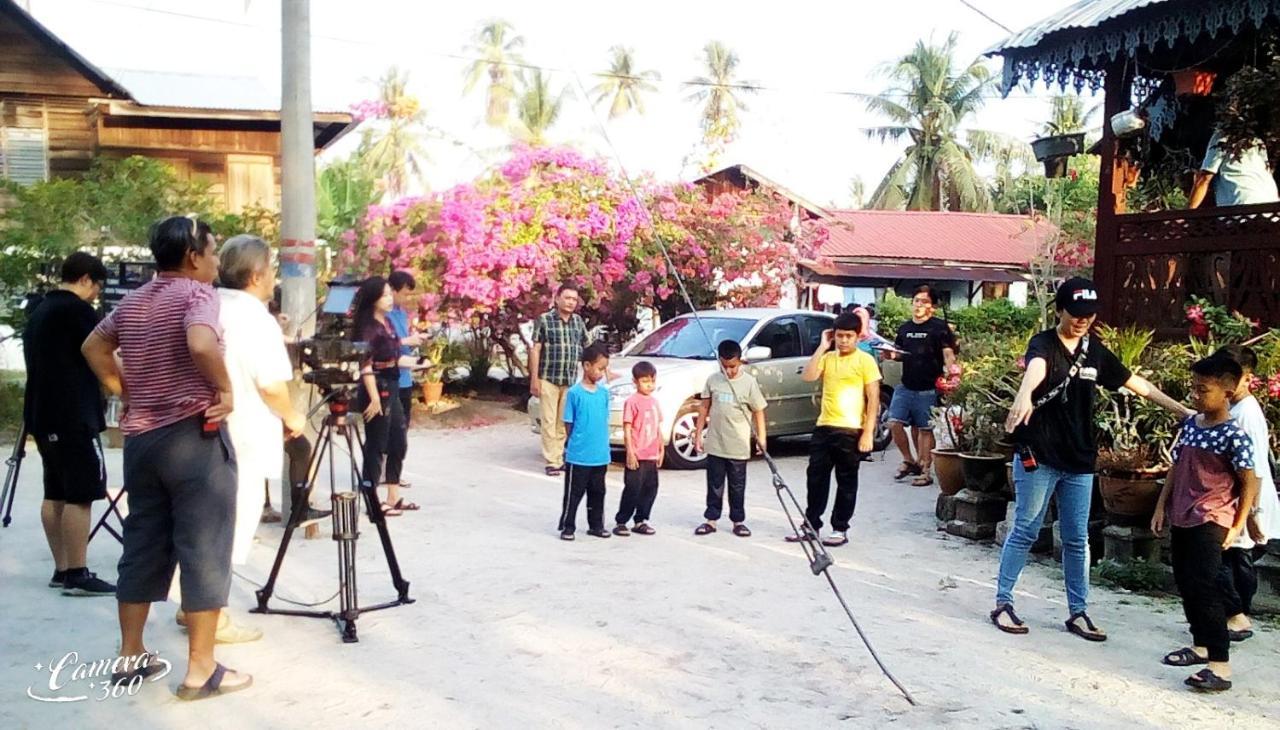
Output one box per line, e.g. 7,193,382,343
322,285,359,316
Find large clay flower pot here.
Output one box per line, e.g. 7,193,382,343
1099,472,1164,518
422,380,444,407
932,449,965,496
960,452,1008,493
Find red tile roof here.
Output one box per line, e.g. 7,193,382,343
819,210,1055,267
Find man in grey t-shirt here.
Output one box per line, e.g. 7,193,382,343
1190,130,1279,209
692,340,768,537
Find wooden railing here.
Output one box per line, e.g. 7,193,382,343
1098,202,1280,338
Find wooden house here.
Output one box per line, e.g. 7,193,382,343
0,0,354,211
989,0,1280,336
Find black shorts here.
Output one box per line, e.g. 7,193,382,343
36,431,107,504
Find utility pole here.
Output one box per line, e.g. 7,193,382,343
280,0,316,519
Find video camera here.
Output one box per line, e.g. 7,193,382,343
297,281,368,391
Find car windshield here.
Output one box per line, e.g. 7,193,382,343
627,317,755,359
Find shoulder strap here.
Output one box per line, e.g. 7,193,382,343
1032,335,1090,410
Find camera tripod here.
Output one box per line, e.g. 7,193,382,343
1,422,126,542
251,386,413,643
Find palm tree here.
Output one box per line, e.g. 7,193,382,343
684,41,758,141
463,20,525,127
860,33,1024,212
511,70,565,146
1043,95,1090,136
591,46,661,119
360,67,428,198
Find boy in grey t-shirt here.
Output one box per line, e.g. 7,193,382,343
692,340,768,537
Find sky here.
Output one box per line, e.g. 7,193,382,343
25,0,1078,207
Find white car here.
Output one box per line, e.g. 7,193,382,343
528,308,896,469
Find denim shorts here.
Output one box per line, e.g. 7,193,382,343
887,388,936,429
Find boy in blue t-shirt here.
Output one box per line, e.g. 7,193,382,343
557,344,613,541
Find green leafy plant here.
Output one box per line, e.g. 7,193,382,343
1092,558,1170,593
876,290,911,334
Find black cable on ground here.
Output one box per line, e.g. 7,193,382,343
572,72,917,707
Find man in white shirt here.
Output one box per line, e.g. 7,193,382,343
172,235,309,642
1190,130,1280,209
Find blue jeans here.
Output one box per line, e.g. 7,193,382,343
995,460,1093,615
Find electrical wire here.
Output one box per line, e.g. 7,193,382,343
572,70,918,707
956,0,1014,35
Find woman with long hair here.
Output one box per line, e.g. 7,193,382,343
351,277,420,515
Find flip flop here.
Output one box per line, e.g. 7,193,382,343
1185,668,1232,692
175,663,252,702
1065,612,1107,642
990,604,1029,635
1162,647,1208,667
632,523,656,535
910,475,935,487
821,532,848,547
380,502,403,517
1228,629,1254,642
894,462,922,480
393,499,421,512
694,523,717,536
732,524,752,537
110,657,165,685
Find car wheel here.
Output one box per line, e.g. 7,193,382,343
873,384,894,452
665,400,707,470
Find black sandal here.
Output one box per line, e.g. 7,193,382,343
694,522,717,536
990,604,1029,634
732,524,752,537
1185,668,1232,692
894,462,922,480
1162,647,1208,667
175,663,253,701
632,523,655,535
110,656,166,686
1228,629,1254,642
1065,612,1107,642
393,498,420,512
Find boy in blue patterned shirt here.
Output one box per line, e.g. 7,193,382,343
1152,356,1259,693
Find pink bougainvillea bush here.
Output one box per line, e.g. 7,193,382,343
340,145,828,358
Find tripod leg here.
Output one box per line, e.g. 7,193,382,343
347,427,411,603
253,422,331,613
332,491,360,643
1,424,27,528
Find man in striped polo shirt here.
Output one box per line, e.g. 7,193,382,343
82,216,250,700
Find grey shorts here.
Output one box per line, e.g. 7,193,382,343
116,417,238,612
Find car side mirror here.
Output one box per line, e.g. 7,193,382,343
743,346,772,362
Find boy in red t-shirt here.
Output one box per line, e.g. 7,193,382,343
614,361,663,536
1152,355,1259,692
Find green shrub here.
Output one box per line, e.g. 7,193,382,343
876,291,910,334
946,297,1042,337
1092,558,1170,593
0,377,23,443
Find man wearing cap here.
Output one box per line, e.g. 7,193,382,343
991,277,1192,642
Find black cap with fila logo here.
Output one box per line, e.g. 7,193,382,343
1055,277,1101,317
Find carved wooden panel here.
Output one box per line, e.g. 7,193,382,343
1103,205,1280,336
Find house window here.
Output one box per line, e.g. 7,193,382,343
0,126,49,185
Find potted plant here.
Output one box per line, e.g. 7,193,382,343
420,338,466,408
1093,325,1174,521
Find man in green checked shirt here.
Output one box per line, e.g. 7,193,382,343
530,285,592,476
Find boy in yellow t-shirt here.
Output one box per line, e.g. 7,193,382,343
787,312,882,547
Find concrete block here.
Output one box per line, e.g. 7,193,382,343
945,519,997,541
935,494,957,522
953,489,1009,525
1102,525,1161,564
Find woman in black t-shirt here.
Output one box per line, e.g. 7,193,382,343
352,277,421,516
991,278,1191,641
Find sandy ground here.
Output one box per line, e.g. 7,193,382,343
2,412,1278,729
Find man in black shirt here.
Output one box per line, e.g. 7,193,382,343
886,285,957,486
991,277,1190,641
22,252,116,596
